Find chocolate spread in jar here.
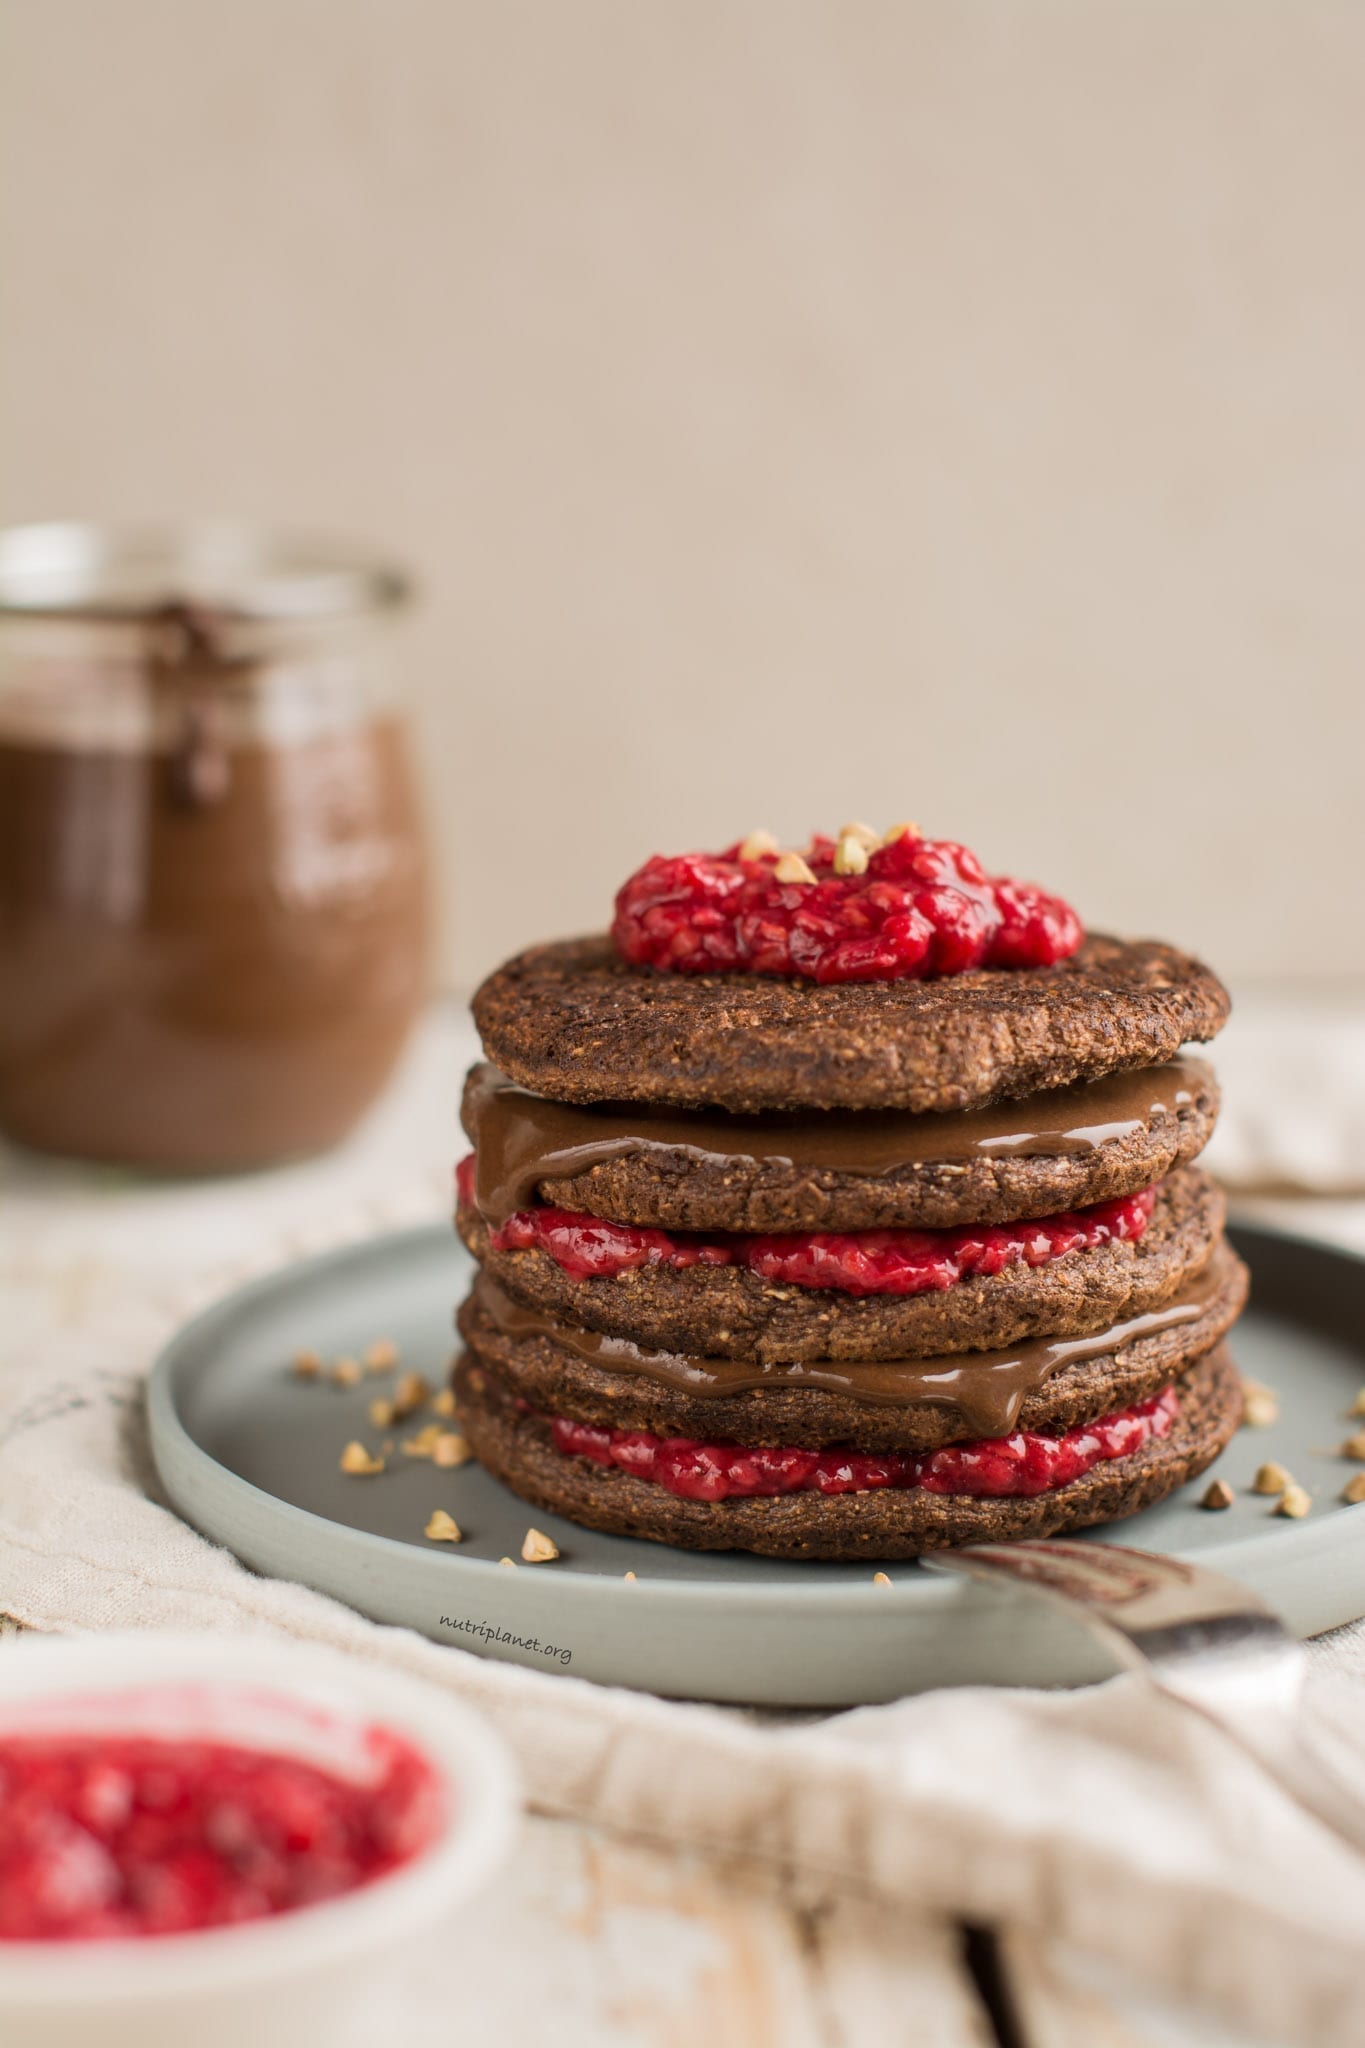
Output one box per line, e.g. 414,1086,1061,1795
0,710,430,1171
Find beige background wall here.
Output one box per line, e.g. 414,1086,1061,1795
2,0,1362,987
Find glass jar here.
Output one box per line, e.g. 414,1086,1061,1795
0,522,431,1171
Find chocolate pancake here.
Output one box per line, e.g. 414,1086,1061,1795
459,1163,1222,1364
471,933,1231,1116
461,1057,1219,1233
455,1239,1248,1452
453,1343,1242,1560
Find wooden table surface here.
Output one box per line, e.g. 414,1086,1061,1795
453,1808,1249,2048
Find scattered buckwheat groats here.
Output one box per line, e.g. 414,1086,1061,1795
433,1432,472,1468
424,1509,463,1543
1240,1381,1279,1428
339,1441,384,1476
401,1423,445,1459
393,1372,431,1419
1252,1461,1293,1497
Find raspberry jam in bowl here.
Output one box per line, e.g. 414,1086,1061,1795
0,1634,517,2048
0,1706,440,1942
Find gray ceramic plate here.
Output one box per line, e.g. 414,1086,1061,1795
147,1222,1365,1706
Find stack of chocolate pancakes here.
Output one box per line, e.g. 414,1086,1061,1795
453,827,1248,1560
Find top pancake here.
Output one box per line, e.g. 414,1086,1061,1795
472,931,1231,1116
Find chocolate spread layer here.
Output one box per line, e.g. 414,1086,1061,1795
462,1056,1217,1232
453,1344,1243,1561
458,1239,1247,1445
458,1163,1223,1364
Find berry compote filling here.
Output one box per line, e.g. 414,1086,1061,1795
611,826,1082,983
0,1723,442,1940
464,1159,1158,1299
550,1386,1179,1503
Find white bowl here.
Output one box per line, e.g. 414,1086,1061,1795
0,1632,519,2048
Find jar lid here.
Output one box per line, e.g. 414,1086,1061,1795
0,522,411,622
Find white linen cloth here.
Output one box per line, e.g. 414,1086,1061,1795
3,1003,1365,2047
1204,987,1365,1200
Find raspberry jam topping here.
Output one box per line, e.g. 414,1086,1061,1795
611,827,1082,982
0,1724,441,1940
466,1161,1158,1299
551,1385,1179,1502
